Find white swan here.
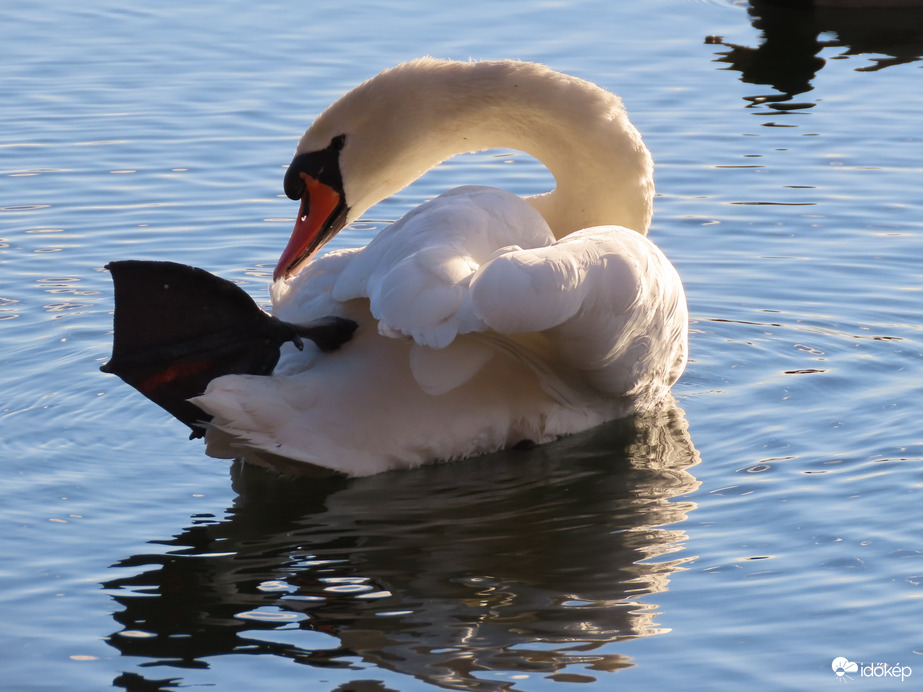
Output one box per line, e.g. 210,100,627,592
194,58,688,477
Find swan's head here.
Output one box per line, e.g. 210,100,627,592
275,59,452,280
275,133,350,280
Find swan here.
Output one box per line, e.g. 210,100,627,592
190,58,688,477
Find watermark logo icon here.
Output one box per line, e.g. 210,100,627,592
832,657,859,680
831,657,912,682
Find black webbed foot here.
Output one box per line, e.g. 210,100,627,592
100,260,356,437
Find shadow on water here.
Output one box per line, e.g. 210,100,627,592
706,1,923,110
103,403,700,691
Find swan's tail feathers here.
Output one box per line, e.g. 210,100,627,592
99,260,356,438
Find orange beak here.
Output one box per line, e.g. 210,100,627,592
274,172,346,281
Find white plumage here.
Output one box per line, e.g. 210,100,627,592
194,58,688,476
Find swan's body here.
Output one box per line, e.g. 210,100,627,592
194,58,688,476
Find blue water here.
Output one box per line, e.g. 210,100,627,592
2,1,922,690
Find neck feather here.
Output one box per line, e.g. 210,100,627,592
303,59,654,238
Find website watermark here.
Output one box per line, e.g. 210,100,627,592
832,657,912,683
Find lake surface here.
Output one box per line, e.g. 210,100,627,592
2,1,922,690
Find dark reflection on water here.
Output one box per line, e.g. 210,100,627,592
104,404,699,691
707,2,923,109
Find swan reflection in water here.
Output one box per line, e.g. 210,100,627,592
104,402,699,691
707,1,923,110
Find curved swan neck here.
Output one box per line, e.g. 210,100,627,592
298,58,654,238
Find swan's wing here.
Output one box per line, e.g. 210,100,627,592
329,186,556,348
468,227,688,400
274,185,686,403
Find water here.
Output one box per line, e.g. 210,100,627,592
2,1,922,689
